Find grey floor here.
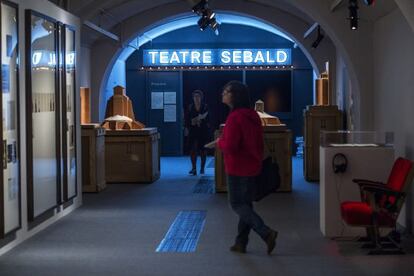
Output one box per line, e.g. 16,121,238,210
0,157,413,276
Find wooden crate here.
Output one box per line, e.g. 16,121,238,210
81,124,106,192
105,128,160,183
303,105,342,182
215,125,292,192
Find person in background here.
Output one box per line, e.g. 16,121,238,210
216,81,278,255
186,90,210,175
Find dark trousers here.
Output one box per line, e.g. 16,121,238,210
227,175,271,246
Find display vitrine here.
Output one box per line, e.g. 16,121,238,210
0,0,21,237
62,25,77,202
26,10,60,221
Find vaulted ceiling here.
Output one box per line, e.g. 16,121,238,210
49,0,398,46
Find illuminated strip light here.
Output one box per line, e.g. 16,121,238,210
138,65,294,71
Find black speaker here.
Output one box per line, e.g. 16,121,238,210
332,153,348,174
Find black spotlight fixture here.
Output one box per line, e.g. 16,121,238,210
348,0,359,30
210,17,219,34
198,15,210,31
192,0,220,34
192,0,207,15
311,26,324,48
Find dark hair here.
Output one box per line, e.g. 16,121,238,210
223,80,251,110
192,90,204,100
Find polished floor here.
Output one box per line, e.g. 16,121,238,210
0,157,413,276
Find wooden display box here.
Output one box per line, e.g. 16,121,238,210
81,124,106,192
303,105,342,182
215,125,292,192
105,128,160,183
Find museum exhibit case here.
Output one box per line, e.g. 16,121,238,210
215,106,292,193
26,10,59,221
105,128,160,183
81,124,106,193
62,25,77,202
319,131,395,237
103,86,160,183
25,10,79,221
304,105,342,181
0,1,20,238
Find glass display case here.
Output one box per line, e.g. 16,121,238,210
26,11,78,221
321,131,394,147
26,10,59,221
319,130,395,237
1,0,20,237
62,25,77,201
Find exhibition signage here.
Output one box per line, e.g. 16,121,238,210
143,49,292,67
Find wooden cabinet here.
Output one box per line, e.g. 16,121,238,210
215,125,292,192
303,105,342,181
81,124,106,193
105,128,160,183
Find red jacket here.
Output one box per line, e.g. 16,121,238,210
218,108,264,177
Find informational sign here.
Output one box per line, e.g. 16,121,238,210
151,92,164,109
164,92,176,104
164,104,176,122
143,48,291,67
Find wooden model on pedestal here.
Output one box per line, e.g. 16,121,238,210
101,85,145,130
103,86,160,183
254,100,282,126
303,69,342,181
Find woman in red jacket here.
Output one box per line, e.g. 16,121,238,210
217,81,278,255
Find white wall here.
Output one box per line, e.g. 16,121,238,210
373,9,414,230
79,46,91,88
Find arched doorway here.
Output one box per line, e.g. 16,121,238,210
114,19,315,157
89,5,339,124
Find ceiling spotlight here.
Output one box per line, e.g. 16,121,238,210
197,15,210,31
349,0,358,30
311,26,324,48
192,0,208,15
210,18,220,35
205,9,215,20
192,0,220,35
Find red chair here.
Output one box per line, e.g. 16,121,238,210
340,157,414,254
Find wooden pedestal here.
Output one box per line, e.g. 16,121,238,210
81,124,106,192
215,125,292,193
303,105,342,182
105,128,160,183
80,87,91,124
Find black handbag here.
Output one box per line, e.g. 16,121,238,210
253,156,281,201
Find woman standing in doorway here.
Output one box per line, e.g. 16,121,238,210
216,81,278,255
186,90,210,175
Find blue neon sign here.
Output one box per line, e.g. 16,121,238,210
143,48,291,67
